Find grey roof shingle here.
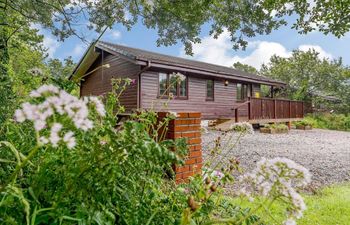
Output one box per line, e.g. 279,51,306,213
97,41,285,85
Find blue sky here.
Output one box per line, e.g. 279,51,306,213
40,19,350,69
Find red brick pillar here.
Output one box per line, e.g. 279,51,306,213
158,112,203,183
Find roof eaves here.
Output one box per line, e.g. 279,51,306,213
70,41,99,81
135,58,286,86
96,42,137,62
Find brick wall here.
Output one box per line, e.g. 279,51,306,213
158,112,203,183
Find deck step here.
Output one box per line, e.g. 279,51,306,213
215,119,248,131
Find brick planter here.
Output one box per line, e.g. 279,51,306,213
158,112,203,183
296,125,312,130
260,127,288,134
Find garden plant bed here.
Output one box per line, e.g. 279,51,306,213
296,125,312,130
260,127,289,134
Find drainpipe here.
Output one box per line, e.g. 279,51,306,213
137,60,152,109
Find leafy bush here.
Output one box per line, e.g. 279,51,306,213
0,83,311,225
264,123,289,132
294,119,314,127
304,114,350,131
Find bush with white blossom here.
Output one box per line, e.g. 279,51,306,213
239,157,311,224
14,84,105,149
1,83,312,225
230,121,254,134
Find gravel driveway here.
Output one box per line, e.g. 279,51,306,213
202,128,350,188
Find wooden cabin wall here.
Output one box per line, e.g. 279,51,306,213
80,54,140,112
140,71,251,119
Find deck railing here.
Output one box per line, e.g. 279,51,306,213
234,97,304,122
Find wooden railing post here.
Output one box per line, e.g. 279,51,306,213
274,99,277,119
235,108,238,123
302,102,304,118
289,101,292,118
248,97,251,120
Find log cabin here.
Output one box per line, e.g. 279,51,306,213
71,41,304,123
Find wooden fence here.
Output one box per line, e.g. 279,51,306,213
234,97,304,122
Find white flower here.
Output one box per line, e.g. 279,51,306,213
239,157,311,222
212,170,224,179
86,96,106,117
173,72,186,82
39,136,49,144
169,111,178,117
202,168,225,181
34,120,46,131
30,84,59,97
14,85,106,149
28,67,43,76
230,122,254,134
284,218,296,225
63,131,76,149
14,109,26,122
49,123,62,147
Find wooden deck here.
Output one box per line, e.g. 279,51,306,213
215,98,304,131
234,97,304,123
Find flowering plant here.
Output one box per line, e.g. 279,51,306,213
0,82,311,225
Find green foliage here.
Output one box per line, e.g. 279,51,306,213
233,62,258,74
304,114,350,131
264,123,289,131
230,183,350,225
261,50,350,113
3,0,350,56
2,81,313,225
294,119,314,127
0,82,265,225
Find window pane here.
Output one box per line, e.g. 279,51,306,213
243,84,248,99
159,73,167,96
247,84,251,97
237,83,242,100
179,78,187,97
206,80,214,99
169,74,178,96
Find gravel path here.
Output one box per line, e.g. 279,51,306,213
202,128,350,188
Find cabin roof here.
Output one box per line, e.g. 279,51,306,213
71,41,286,86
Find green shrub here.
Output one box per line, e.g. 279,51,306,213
0,83,311,225
294,119,314,127
304,114,350,131
264,123,289,132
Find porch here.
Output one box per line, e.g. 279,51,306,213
234,97,304,123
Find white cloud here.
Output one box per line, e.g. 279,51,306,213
42,36,60,58
30,23,60,58
232,41,291,68
179,31,333,69
102,29,122,41
71,43,86,58
298,45,333,59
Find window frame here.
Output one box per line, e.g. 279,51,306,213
206,79,214,101
158,72,188,100
236,83,251,101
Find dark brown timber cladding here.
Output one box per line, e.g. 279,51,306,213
140,71,249,119
80,54,140,112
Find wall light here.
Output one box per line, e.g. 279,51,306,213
224,80,229,86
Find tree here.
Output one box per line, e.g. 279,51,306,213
2,0,350,55
47,57,78,94
233,62,258,74
261,50,350,112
